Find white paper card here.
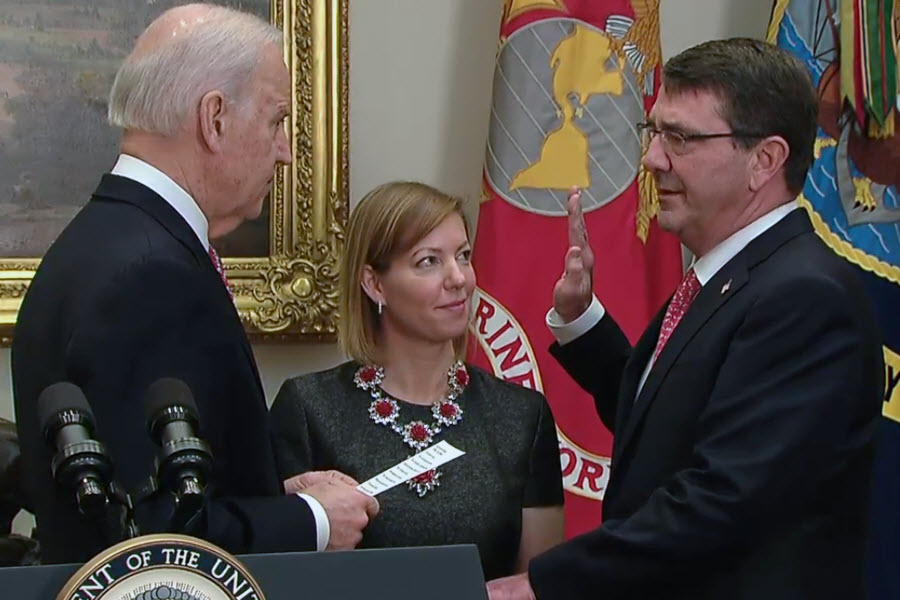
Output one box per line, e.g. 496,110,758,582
356,440,465,496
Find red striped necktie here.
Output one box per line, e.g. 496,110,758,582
208,245,234,300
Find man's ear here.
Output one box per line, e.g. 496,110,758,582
198,90,227,152
749,135,790,192
360,264,384,306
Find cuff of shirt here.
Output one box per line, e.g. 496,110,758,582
297,493,330,551
546,296,605,346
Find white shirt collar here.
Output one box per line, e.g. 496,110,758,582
110,154,210,251
692,201,799,286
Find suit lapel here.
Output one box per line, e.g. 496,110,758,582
616,267,749,453
613,208,815,458
92,175,264,398
93,174,210,267
616,310,663,429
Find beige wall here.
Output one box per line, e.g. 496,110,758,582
0,0,774,418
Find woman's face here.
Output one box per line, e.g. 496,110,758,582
371,213,476,347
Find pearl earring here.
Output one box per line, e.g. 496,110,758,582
378,301,383,315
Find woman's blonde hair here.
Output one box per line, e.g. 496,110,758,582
339,181,472,364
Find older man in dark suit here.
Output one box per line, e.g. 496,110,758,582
12,3,376,564
488,38,883,600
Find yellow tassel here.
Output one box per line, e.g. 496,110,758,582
636,161,658,244
867,111,896,139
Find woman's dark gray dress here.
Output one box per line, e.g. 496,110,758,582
269,362,563,579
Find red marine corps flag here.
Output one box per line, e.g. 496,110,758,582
469,0,682,536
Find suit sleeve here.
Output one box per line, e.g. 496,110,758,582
523,394,564,507
66,257,316,554
530,275,881,599
549,313,632,431
269,378,316,481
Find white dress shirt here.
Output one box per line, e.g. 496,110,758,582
547,201,799,398
110,154,331,551
111,154,210,251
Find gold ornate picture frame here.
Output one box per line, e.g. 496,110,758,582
230,0,348,341
0,0,348,344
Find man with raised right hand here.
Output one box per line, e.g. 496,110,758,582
489,38,883,600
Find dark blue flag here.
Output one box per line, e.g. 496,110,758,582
768,1,900,598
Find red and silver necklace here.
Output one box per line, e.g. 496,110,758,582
354,361,468,496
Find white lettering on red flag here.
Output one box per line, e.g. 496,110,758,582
470,288,610,502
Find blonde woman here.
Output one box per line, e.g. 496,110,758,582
270,182,564,578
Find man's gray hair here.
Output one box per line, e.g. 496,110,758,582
108,5,283,136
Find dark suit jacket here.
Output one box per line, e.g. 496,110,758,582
529,210,883,599
12,174,316,563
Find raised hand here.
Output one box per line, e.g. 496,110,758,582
552,187,595,322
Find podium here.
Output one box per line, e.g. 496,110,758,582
0,544,489,599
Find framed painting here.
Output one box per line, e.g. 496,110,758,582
0,0,348,343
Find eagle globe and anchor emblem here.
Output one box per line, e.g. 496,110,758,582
56,535,265,600
484,7,655,222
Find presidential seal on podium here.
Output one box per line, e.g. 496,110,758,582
56,534,265,600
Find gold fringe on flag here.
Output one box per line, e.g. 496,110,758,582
636,160,658,244
619,0,662,91
867,111,896,138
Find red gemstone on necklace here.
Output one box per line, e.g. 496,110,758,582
375,400,394,417
412,470,435,484
456,368,470,387
359,366,378,383
439,403,457,418
410,423,428,441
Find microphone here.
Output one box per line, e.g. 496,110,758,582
37,382,113,518
143,378,213,528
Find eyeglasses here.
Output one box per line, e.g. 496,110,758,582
636,122,768,156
